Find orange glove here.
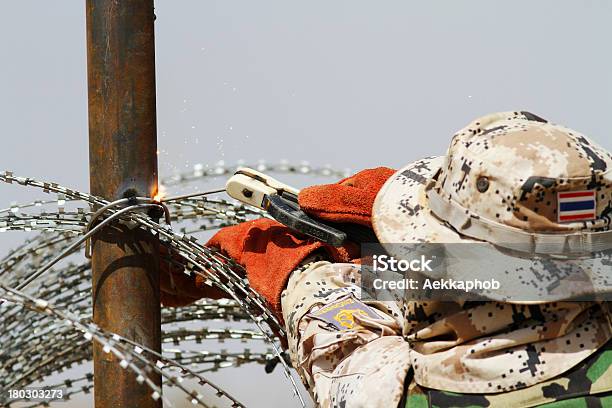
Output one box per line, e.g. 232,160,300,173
206,218,358,314
298,167,396,226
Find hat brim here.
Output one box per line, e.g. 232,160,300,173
372,157,612,303
373,156,467,245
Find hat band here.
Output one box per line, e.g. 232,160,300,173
427,188,612,255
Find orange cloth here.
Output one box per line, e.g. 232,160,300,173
207,167,394,313
298,167,396,226
207,218,358,314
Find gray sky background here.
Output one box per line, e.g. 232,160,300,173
1,1,612,407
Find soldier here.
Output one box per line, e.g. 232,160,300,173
162,111,612,407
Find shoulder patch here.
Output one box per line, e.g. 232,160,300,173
308,295,380,330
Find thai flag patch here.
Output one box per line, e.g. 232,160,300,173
558,191,597,223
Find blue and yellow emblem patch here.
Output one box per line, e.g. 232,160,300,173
308,295,380,330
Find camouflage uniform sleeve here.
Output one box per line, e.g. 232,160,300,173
281,260,411,408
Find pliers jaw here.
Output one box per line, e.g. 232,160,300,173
225,167,299,209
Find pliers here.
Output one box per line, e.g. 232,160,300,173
226,167,349,246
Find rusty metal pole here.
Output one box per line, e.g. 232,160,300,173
86,1,162,407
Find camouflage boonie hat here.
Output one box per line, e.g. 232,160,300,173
372,111,612,302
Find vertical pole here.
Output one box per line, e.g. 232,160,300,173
86,1,162,407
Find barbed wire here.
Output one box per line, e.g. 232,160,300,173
0,161,346,407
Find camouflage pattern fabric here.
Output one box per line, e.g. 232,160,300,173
281,260,612,407
374,111,612,242
405,300,612,393
372,112,612,303
282,258,409,408
434,111,612,234
404,339,612,407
